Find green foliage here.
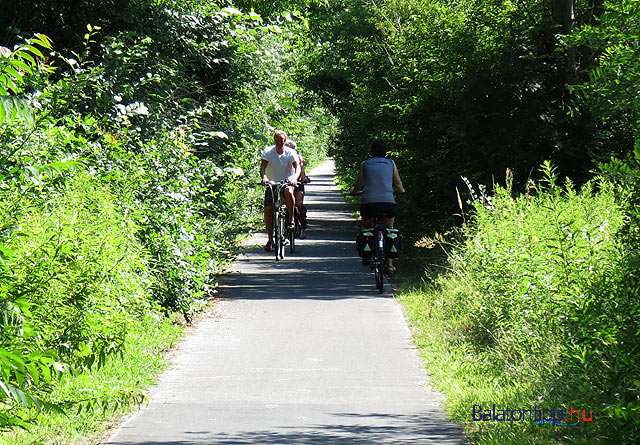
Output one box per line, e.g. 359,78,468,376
2,1,638,443
0,0,337,434
2,313,181,444
316,0,640,241
569,0,640,163
0,34,53,124
3,1,335,315
0,34,53,95
402,166,639,443
0,167,155,427
233,1,321,18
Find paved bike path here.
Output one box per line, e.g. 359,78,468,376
107,159,464,444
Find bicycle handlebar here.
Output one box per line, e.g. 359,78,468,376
259,179,304,187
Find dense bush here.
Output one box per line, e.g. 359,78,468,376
403,164,640,443
1,0,337,431
0,166,154,427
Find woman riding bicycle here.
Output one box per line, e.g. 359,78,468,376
350,139,405,273
285,139,309,239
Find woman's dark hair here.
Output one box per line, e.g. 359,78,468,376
371,139,388,157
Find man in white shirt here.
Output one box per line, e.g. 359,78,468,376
260,130,300,251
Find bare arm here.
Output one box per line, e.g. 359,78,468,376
289,160,300,185
350,163,365,195
260,159,269,185
392,161,405,194
298,154,308,181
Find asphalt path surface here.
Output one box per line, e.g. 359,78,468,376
107,159,464,444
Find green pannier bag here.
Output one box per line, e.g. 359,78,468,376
384,228,401,258
356,229,374,258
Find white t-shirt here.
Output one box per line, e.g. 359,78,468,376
261,145,298,181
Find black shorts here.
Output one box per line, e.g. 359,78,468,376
360,202,396,220
294,183,305,193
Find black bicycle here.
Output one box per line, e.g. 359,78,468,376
353,193,401,293
369,214,389,293
265,180,303,260
355,214,389,293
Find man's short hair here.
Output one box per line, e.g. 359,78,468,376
371,139,388,157
274,130,287,140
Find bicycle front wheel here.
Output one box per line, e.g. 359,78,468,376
273,208,280,261
278,210,286,259
289,218,296,253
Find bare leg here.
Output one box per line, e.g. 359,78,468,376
294,190,305,211
361,217,374,229
295,189,306,234
283,188,295,226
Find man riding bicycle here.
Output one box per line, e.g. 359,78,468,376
350,138,405,272
260,130,300,251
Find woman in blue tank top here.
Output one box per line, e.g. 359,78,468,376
350,139,405,272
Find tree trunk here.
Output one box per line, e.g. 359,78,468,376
560,0,577,76
581,0,605,68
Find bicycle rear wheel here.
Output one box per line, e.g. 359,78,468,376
374,257,384,293
289,210,296,253
374,229,385,293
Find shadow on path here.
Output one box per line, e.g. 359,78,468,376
112,411,461,444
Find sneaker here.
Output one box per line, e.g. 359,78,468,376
264,241,274,251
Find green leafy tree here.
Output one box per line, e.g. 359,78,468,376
0,34,52,124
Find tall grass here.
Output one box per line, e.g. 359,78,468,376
1,314,181,444
399,163,640,444
0,169,159,428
